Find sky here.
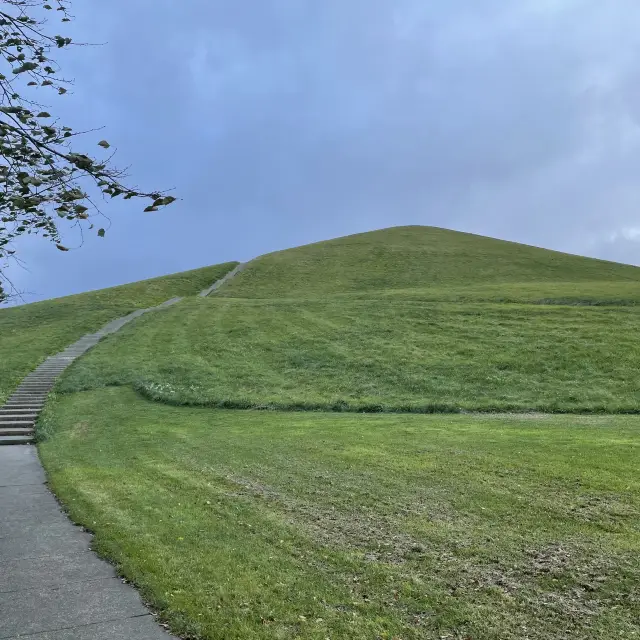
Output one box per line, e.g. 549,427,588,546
5,0,640,303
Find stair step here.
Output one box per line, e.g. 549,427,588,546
0,407,38,416
0,420,35,427
0,427,34,437
10,392,48,395
0,414,37,420
15,383,53,393
0,435,33,445
25,374,59,377
17,386,52,389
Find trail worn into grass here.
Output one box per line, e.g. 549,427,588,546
38,388,640,640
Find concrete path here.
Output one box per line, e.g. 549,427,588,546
0,264,248,636
198,262,248,297
0,297,183,446
0,298,186,636
0,446,176,639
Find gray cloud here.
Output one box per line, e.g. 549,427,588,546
6,0,640,302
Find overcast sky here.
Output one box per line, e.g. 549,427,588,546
5,0,640,302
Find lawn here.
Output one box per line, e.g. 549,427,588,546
0,262,237,404
39,387,640,640
57,297,640,413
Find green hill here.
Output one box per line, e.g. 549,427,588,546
0,262,237,404
55,226,640,413
6,226,640,639
220,226,640,303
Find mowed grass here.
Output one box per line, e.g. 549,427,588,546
30,226,640,638
58,297,640,413
220,226,640,300
341,281,640,306
39,387,640,640
0,262,237,404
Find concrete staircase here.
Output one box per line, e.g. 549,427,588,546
0,297,183,446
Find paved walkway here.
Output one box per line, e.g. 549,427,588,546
0,299,187,636
0,446,176,639
0,265,250,637
198,261,248,297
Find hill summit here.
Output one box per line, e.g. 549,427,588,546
219,225,640,302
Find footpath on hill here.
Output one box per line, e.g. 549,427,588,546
0,265,243,640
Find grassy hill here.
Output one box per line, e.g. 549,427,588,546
57,297,640,413
220,226,640,302
54,227,640,413
7,225,640,639
0,262,237,404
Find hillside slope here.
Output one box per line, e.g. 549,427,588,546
219,226,640,300
0,262,238,403
55,226,640,413
35,227,640,639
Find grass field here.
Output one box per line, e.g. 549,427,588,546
13,225,640,639
39,387,640,640
0,262,237,404
58,297,640,413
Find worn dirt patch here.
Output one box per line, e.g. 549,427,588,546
69,420,89,439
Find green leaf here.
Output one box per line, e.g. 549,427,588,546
13,62,38,74
36,112,51,118
44,4,52,8
97,140,110,149
55,244,69,251
144,206,159,212
58,87,67,94
97,228,105,237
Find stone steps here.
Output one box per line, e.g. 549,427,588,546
0,435,33,445
0,427,34,437
0,294,185,446
0,415,37,422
